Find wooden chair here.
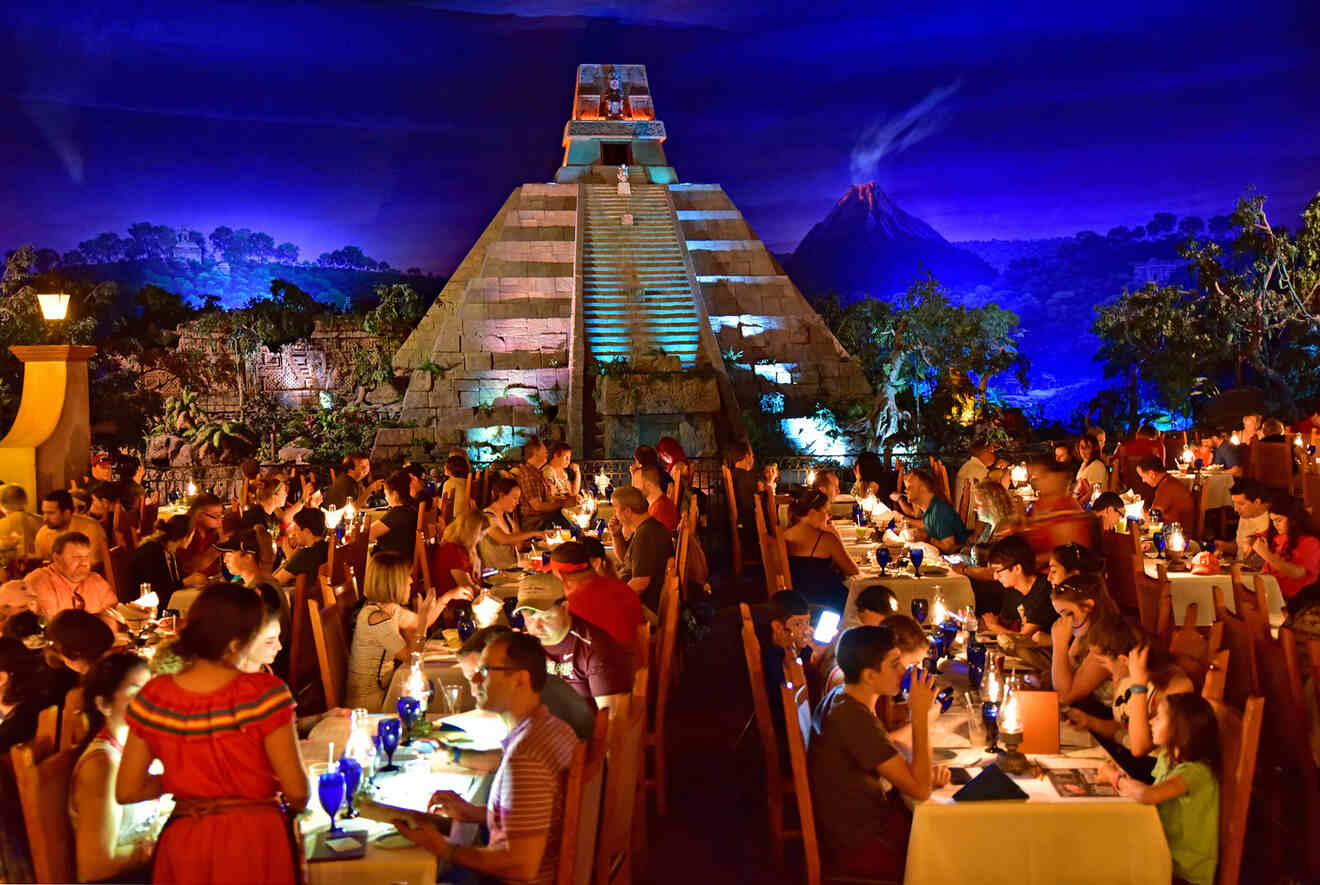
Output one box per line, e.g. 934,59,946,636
1253,627,1320,881
308,597,349,710
1168,605,1223,691
1249,440,1293,492
1099,529,1143,615
319,569,359,641
674,495,696,597
635,620,652,674
111,501,138,550
595,670,648,885
753,495,788,597
253,523,277,573
340,530,370,589
1228,566,1271,640
779,678,824,885
928,456,951,502
955,478,973,527
1135,560,1172,639
412,525,435,594
738,602,797,864
557,710,608,885
104,544,136,603
1209,696,1265,885
138,498,158,537
58,686,87,751
1211,586,1261,711
10,730,78,883
1191,475,1213,541
641,561,680,818
721,463,749,578
1200,648,1230,702
289,573,323,710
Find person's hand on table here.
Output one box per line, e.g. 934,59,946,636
439,586,474,608
1051,611,1075,649
1097,760,1121,788
428,790,483,823
948,562,967,576
931,765,952,788
1064,707,1094,731
392,818,451,858
981,612,1004,633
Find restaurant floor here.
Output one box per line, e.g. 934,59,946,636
638,570,799,885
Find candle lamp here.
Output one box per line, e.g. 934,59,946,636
594,471,610,496
806,469,817,486
1166,523,1187,564
995,682,1033,774
186,481,197,498
1010,464,1028,485
472,591,503,628
1230,432,1241,446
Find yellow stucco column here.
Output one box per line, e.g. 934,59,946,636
0,345,97,502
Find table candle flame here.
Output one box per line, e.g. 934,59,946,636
1180,447,1194,464
806,469,816,486
324,506,346,530
594,472,609,495
186,481,197,497
1000,684,1023,733
135,590,159,611
472,592,503,628
1296,434,1305,447
1010,464,1028,484
932,593,947,626
1167,526,1186,553
1230,432,1240,446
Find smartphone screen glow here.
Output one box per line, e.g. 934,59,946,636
813,610,841,643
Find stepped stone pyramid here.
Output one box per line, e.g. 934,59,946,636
392,64,871,460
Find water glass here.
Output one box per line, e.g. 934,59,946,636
910,547,924,576
910,597,929,624
875,547,891,574
337,756,363,818
444,684,463,714
377,718,402,773
311,763,345,835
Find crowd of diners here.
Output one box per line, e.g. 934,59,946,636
0,435,686,884
0,404,1317,885
741,409,1320,885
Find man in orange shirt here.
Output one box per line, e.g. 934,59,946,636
1136,455,1196,529
635,465,679,531
35,490,109,567
24,531,118,627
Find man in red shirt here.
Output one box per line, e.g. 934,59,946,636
549,541,642,650
1136,455,1196,529
634,465,679,531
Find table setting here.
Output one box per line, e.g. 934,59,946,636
897,615,1173,885
300,702,507,885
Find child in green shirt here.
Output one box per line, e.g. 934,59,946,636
1100,693,1221,885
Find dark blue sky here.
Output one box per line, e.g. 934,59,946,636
2,0,1316,270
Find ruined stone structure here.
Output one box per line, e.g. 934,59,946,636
394,64,871,459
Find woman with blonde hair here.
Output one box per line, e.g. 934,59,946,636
431,509,489,593
345,551,464,710
970,480,1024,545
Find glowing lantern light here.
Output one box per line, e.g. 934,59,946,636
1010,464,1028,484
36,293,70,320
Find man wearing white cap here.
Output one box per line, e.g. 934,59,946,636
515,574,632,711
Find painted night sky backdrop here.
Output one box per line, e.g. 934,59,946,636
3,0,1318,418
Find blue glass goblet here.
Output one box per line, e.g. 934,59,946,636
1153,530,1166,559
502,594,525,630
875,546,891,575
911,596,929,624
397,697,422,746
315,764,346,835
910,547,924,577
337,755,363,818
377,718,402,773
936,685,955,714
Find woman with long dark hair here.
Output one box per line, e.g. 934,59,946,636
1254,492,1320,602
783,489,860,611
130,515,193,609
1049,571,1119,711
68,651,158,883
116,583,308,885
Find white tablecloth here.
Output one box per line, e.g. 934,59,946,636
903,660,1172,885
303,710,506,885
842,568,975,628
1144,558,1285,628
1170,470,1234,509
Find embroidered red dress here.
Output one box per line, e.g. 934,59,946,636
125,671,297,885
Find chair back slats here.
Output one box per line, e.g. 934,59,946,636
558,709,608,885
721,464,745,578
1168,602,1214,689
1211,586,1261,710
139,499,158,537
1200,649,1230,702
956,477,973,527
10,733,78,884
738,603,794,862
308,597,348,710
594,671,648,885
753,495,787,597
105,544,136,603
642,560,680,818
928,456,951,502
1100,529,1141,614
289,573,322,706
58,686,87,751
780,679,822,885
675,496,696,597
1211,696,1265,885
1135,560,1171,638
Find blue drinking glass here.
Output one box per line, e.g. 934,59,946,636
853,502,864,525
966,640,987,672
940,621,959,648
397,697,422,746
594,517,607,535
317,766,346,835
936,685,955,714
502,594,525,630
875,546,891,574
568,521,581,539
337,755,362,818
377,718,402,773
910,596,929,624
967,662,983,689
1193,458,1203,470
910,547,924,576
1153,530,1166,558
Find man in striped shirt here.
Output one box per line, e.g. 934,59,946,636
396,631,579,884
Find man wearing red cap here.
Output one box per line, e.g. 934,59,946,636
548,541,642,650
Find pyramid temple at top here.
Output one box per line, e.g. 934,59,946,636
392,64,871,460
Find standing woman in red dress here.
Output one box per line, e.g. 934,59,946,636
116,582,309,884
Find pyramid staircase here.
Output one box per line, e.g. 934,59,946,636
580,183,705,367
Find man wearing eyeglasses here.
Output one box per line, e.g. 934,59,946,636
983,535,1057,644
24,532,117,628
394,631,579,884
177,493,225,578
515,576,632,711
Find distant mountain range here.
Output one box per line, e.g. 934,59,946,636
784,183,996,301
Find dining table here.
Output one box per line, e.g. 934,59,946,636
902,651,1173,885
1144,557,1285,628
834,520,976,627
301,708,507,885
1170,468,1234,509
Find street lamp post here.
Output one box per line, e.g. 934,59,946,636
0,293,97,499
